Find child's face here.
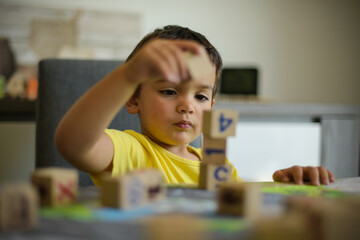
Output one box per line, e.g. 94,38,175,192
130,67,216,148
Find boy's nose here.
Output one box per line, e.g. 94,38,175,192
176,97,194,114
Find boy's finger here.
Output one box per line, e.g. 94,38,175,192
272,170,290,183
291,166,303,185
318,166,329,185
328,169,335,182
307,167,320,186
166,44,189,80
150,51,179,83
154,43,180,81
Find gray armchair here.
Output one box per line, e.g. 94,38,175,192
36,59,201,186
36,59,141,186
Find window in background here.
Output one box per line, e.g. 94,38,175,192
228,122,321,182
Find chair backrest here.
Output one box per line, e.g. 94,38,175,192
36,59,201,186
36,59,141,186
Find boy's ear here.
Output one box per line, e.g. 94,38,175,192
125,94,139,114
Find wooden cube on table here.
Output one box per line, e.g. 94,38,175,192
134,169,166,202
199,163,232,190
0,183,38,231
203,109,238,139
252,213,309,240
31,167,78,207
101,168,165,209
146,214,205,240
101,175,147,209
286,196,360,240
217,182,245,215
217,182,262,221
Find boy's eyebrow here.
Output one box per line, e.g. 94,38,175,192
155,79,169,84
155,80,213,90
197,84,213,90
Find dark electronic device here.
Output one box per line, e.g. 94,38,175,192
220,68,258,95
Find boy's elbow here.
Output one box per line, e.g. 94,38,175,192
54,131,84,172
54,127,105,174
54,125,80,166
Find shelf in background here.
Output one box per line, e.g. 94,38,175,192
0,98,36,121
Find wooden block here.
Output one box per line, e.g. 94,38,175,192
252,213,309,240
31,167,78,207
244,183,262,222
285,196,329,240
203,109,238,138
101,168,165,209
322,198,360,240
146,214,205,240
133,169,166,202
185,52,213,80
202,135,226,165
0,183,38,231
217,182,262,220
217,182,245,215
199,163,232,190
101,175,147,208
285,196,360,240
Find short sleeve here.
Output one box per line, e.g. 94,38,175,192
104,129,149,177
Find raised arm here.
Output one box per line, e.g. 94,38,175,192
55,39,206,174
55,65,138,174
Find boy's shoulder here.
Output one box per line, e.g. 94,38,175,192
105,129,140,138
105,129,160,150
104,129,144,145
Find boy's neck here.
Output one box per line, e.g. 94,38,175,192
165,144,200,161
145,134,200,161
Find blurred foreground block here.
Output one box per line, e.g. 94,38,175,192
0,183,38,231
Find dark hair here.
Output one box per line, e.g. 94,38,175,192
126,25,222,98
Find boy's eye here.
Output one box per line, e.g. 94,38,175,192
195,94,209,101
160,90,177,96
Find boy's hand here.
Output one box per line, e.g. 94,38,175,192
123,39,207,85
272,166,335,186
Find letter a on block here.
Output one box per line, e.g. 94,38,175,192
203,109,238,138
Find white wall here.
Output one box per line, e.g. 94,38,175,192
3,0,360,105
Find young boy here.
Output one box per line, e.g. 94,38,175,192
55,25,335,186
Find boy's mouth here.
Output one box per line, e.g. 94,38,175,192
174,120,192,130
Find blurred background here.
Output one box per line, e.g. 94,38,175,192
0,0,359,182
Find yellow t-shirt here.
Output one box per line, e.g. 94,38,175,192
90,129,242,185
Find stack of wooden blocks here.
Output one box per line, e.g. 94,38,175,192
199,109,238,190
